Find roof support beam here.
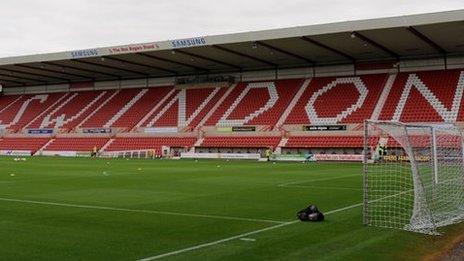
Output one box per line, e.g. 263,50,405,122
0,72,47,83
0,67,69,81
0,78,25,85
175,49,242,70
137,53,209,72
72,60,148,77
43,62,120,78
351,31,399,59
257,41,315,64
15,64,92,79
300,36,355,61
103,56,177,75
212,45,277,67
406,26,447,54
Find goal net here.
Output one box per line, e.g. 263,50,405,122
363,120,464,235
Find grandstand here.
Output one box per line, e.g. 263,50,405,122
0,10,463,159
2,8,464,260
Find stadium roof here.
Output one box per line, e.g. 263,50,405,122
0,9,463,88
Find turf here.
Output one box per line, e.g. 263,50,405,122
0,157,462,260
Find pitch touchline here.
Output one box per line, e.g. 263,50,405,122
136,202,364,261
137,189,408,260
0,197,285,224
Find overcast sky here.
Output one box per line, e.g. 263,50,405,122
1,0,463,58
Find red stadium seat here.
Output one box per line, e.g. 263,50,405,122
106,137,197,154
205,79,302,128
0,137,50,153
0,69,463,153
27,90,115,131
200,136,281,148
379,70,464,123
43,138,109,152
285,75,387,125
285,136,364,148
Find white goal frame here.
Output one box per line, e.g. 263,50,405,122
363,120,464,235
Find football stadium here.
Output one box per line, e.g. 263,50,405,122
1,7,464,260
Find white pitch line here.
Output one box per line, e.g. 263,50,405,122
137,202,363,261
239,238,256,242
277,173,360,187
0,197,285,224
138,221,297,261
137,187,414,261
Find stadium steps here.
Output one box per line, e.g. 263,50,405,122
76,90,120,129
104,89,148,128
59,91,109,130
36,91,116,132
100,138,115,152
43,137,110,152
195,84,236,130
180,88,221,128
38,93,79,128
81,89,141,128
378,70,464,122
185,88,227,130
11,93,67,129
134,88,176,130
7,94,54,129
35,138,55,155
43,91,108,129
283,75,387,125
273,78,311,130
277,137,289,147
146,91,181,127
0,95,24,115
193,137,204,147
22,93,70,129
370,74,397,121
112,87,172,130
306,77,370,125
274,137,289,154
0,96,27,127
216,82,280,126
247,79,303,127
178,89,187,127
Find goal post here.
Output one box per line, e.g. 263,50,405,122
363,120,464,235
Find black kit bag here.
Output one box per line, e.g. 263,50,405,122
297,204,324,222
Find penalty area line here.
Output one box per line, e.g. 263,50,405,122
0,197,285,224
137,202,363,261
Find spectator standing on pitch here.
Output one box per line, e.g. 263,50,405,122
265,148,272,162
91,146,98,158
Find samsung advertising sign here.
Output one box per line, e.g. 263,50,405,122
70,49,99,59
171,37,206,48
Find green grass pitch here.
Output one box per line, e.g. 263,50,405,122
0,157,462,260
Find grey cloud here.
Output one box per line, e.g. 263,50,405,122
0,0,463,58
